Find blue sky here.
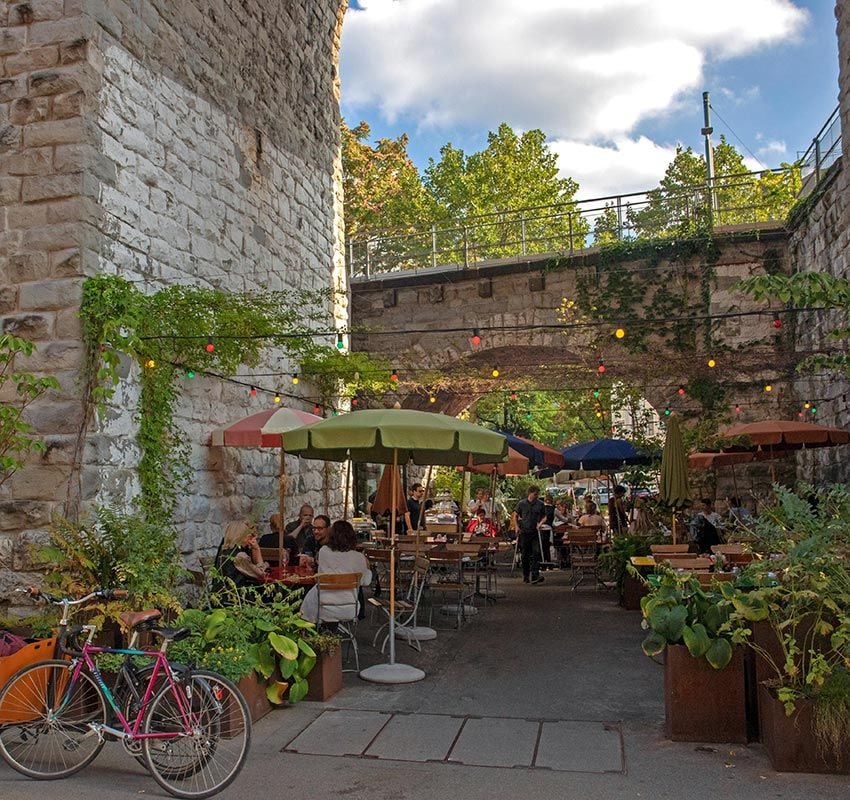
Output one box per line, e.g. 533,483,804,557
340,0,839,199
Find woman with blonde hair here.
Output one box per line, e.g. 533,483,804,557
214,520,268,589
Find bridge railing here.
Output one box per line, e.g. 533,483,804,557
798,106,842,197
347,169,798,279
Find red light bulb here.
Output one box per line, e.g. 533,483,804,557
470,329,481,347
205,339,215,353
677,385,686,396
510,392,518,402
313,404,321,415
390,369,399,382
597,360,606,375
249,386,257,396
351,397,359,407
772,313,782,329
735,404,741,414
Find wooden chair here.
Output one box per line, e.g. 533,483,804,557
316,572,362,671
656,552,699,563
567,532,601,591
711,544,745,555
696,572,736,587
260,546,288,567
725,552,756,567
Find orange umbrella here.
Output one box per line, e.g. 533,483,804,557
463,446,529,476
371,463,407,518
720,419,850,449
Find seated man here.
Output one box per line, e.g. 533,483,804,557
258,513,298,567
691,498,724,553
299,514,331,562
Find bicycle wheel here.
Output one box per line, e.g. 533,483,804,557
142,670,251,799
0,659,107,779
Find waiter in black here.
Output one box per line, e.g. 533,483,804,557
512,485,546,584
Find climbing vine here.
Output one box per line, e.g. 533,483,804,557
80,276,383,524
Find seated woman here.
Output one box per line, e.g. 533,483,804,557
258,513,299,567
214,520,269,589
578,501,607,531
299,520,373,624
464,507,499,538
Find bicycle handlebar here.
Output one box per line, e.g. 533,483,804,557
18,586,129,604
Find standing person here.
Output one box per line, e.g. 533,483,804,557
539,494,556,568
285,504,314,552
511,485,547,584
406,483,430,532
608,485,629,536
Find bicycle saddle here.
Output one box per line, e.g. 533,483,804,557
119,610,162,629
151,626,191,642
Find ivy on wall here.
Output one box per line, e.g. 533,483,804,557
80,275,382,524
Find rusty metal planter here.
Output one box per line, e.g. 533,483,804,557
664,644,748,743
305,647,343,702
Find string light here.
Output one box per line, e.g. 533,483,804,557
336,332,345,350
772,313,782,330
811,406,818,415
614,327,625,339
313,403,321,415
677,385,686,396
510,391,518,401
249,386,257,396
145,359,156,369
803,402,811,409
664,407,671,416
273,393,281,404
597,359,606,375
593,388,601,399
595,410,603,418
764,384,773,392
185,369,195,379
470,328,481,347
429,394,436,404
205,338,215,353
491,367,500,378
707,358,716,368
798,410,804,418
351,397,359,407
735,404,741,414
390,369,399,382
291,374,299,385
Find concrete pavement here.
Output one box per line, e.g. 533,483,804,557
1,570,846,799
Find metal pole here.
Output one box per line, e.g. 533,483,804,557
701,91,716,223
389,450,398,664
348,238,354,278
431,224,437,268
520,213,527,255
365,237,371,278
616,196,623,240
814,138,822,185
568,211,574,254
463,226,469,268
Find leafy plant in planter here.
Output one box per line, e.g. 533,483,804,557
168,585,318,704
35,508,185,629
725,485,850,766
599,532,665,599
640,567,736,669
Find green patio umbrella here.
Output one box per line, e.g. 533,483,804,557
659,413,691,543
281,408,507,684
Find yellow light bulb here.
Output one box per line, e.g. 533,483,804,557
615,328,625,339
292,376,299,385
803,402,811,409
273,395,281,404
707,359,716,368
595,411,603,418
764,384,773,393
491,368,500,378
145,359,156,369
429,395,436,404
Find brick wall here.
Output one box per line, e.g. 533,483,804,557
0,0,347,596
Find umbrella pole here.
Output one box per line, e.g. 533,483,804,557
279,448,286,567
418,465,433,532
389,450,398,665
343,458,351,521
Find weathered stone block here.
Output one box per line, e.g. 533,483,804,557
54,306,82,335
23,117,84,148
59,37,88,64
29,69,82,97
22,171,83,202
0,27,26,56
18,278,82,310
7,252,50,283
2,146,53,176
0,286,18,313
0,125,23,153
1,313,53,339
13,528,53,570
0,177,21,203
10,97,50,125
6,203,49,230
22,399,83,435
0,500,51,531
52,89,84,119
5,45,60,76
40,435,77,466
49,248,80,276
8,464,70,499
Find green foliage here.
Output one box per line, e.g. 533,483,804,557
0,611,58,639
726,486,850,733
299,349,392,403
35,508,185,628
0,334,60,488
168,585,317,702
599,532,665,598
639,568,738,669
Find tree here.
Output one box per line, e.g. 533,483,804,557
0,334,60,488
628,137,800,238
425,123,589,258
340,120,436,239
593,203,621,246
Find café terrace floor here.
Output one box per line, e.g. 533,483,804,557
2,570,847,800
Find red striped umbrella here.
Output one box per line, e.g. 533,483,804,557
210,407,322,448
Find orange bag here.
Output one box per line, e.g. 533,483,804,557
0,637,60,723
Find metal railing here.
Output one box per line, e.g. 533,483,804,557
347,169,799,279
799,106,842,196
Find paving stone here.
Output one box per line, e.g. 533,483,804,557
365,713,463,762
535,720,623,773
286,709,390,757
448,717,539,768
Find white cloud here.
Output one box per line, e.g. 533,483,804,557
757,139,788,157
551,136,679,200
341,0,807,141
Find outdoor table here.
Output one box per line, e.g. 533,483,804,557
262,567,317,586
630,556,656,568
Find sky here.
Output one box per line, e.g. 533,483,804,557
339,0,840,201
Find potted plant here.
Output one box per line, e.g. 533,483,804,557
641,567,748,743
601,532,664,608
726,485,850,773
304,632,343,701
168,583,318,721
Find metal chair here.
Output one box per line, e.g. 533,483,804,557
367,554,431,653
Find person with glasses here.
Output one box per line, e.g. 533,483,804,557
299,514,332,564
406,483,430,532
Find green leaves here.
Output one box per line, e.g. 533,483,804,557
705,638,733,670
269,633,299,661
641,631,667,657
682,624,711,659
648,604,688,642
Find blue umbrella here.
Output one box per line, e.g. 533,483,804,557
561,438,655,471
495,430,547,468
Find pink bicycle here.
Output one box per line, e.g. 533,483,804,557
0,587,250,799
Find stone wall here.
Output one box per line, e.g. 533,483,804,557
0,0,348,597
791,1,850,483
